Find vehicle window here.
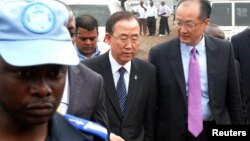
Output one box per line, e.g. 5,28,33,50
210,3,232,26
113,2,124,12
235,3,250,26
69,5,111,26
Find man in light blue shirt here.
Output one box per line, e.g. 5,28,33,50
149,0,244,140
75,15,109,61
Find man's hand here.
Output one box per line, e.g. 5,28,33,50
110,133,125,141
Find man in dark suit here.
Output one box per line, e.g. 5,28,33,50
205,24,248,123
82,11,157,141
149,0,244,141
67,64,108,129
231,28,250,123
56,1,109,133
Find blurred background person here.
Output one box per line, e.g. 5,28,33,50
75,15,110,61
231,27,250,124
146,0,157,36
135,1,148,36
56,2,109,140
205,24,225,40
158,1,172,36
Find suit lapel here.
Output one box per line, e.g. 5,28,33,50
204,36,218,100
100,53,124,119
246,31,250,49
67,65,81,113
168,40,187,104
123,59,139,120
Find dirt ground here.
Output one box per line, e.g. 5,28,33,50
136,15,177,60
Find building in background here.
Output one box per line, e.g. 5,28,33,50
209,0,250,40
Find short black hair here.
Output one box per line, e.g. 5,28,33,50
76,15,99,33
176,0,211,20
105,11,138,35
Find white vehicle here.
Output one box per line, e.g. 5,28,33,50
62,0,124,42
210,0,250,40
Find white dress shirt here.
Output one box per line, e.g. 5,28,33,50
109,51,131,93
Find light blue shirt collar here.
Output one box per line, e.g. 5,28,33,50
76,46,100,61
180,35,206,57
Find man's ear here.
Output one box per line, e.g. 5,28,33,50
103,33,111,43
204,18,210,28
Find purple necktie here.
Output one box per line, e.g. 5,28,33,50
188,48,203,137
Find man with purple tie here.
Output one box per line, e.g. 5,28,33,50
149,0,244,141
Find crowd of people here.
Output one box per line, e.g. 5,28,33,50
132,0,172,36
1,0,250,141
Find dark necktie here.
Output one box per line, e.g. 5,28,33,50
188,48,203,137
117,67,127,116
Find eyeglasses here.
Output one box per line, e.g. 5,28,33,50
174,20,204,29
110,34,139,44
